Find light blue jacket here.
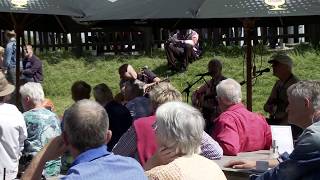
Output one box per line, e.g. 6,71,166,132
4,38,16,69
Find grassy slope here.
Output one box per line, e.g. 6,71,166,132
40,48,320,116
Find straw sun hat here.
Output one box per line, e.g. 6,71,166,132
0,72,15,97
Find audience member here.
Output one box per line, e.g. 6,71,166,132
212,78,272,155
165,29,200,72
113,82,223,166
226,80,320,180
4,30,16,85
21,100,147,180
21,45,43,83
20,82,61,177
0,72,27,179
144,101,226,180
192,59,227,132
61,80,91,173
93,83,132,150
264,53,302,139
124,79,152,120
70,80,91,102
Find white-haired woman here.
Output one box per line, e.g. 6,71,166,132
19,82,61,177
145,101,226,180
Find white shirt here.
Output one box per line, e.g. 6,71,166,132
0,103,27,180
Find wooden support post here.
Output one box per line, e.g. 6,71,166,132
39,32,44,52
85,32,89,50
27,31,31,45
143,27,153,56
243,19,255,111
212,28,221,47
62,33,68,50
71,32,82,57
15,26,23,107
294,25,299,43
33,31,37,51
43,32,49,52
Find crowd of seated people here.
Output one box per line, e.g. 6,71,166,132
2,52,320,180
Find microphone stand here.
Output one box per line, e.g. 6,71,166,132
182,75,209,103
240,71,268,86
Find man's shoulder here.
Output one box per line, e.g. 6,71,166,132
290,121,320,159
0,103,23,120
300,121,320,145
65,154,146,179
32,55,42,62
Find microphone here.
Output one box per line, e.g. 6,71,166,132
255,68,270,75
195,72,211,77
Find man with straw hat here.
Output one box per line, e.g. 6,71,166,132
0,71,27,179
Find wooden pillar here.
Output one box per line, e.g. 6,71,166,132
143,26,153,56
243,19,255,111
62,33,68,50
43,32,49,52
305,24,320,46
212,28,221,47
38,32,44,52
268,27,277,49
71,32,82,57
283,26,288,43
15,26,23,107
85,32,89,50
33,31,37,51
293,25,299,43
261,27,268,45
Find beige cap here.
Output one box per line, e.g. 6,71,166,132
6,30,16,37
268,54,293,68
0,72,15,97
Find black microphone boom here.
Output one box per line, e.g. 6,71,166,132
255,68,270,75
195,72,211,77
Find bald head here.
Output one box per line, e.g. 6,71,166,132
64,99,109,152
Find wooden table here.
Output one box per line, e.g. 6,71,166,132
213,150,271,180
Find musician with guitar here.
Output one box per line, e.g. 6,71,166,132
192,59,226,133
264,54,302,139
116,64,161,103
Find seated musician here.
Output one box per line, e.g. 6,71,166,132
118,64,160,94
192,59,226,133
164,29,200,72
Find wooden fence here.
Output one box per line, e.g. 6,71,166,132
0,24,319,55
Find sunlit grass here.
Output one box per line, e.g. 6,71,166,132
40,47,320,116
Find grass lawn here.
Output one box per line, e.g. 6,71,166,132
40,47,320,116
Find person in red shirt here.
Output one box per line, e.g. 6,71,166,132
211,78,272,155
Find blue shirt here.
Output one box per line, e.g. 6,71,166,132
254,121,320,180
61,145,147,180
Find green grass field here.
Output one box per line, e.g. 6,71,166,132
40,46,320,116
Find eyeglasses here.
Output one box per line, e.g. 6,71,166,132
152,121,158,132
